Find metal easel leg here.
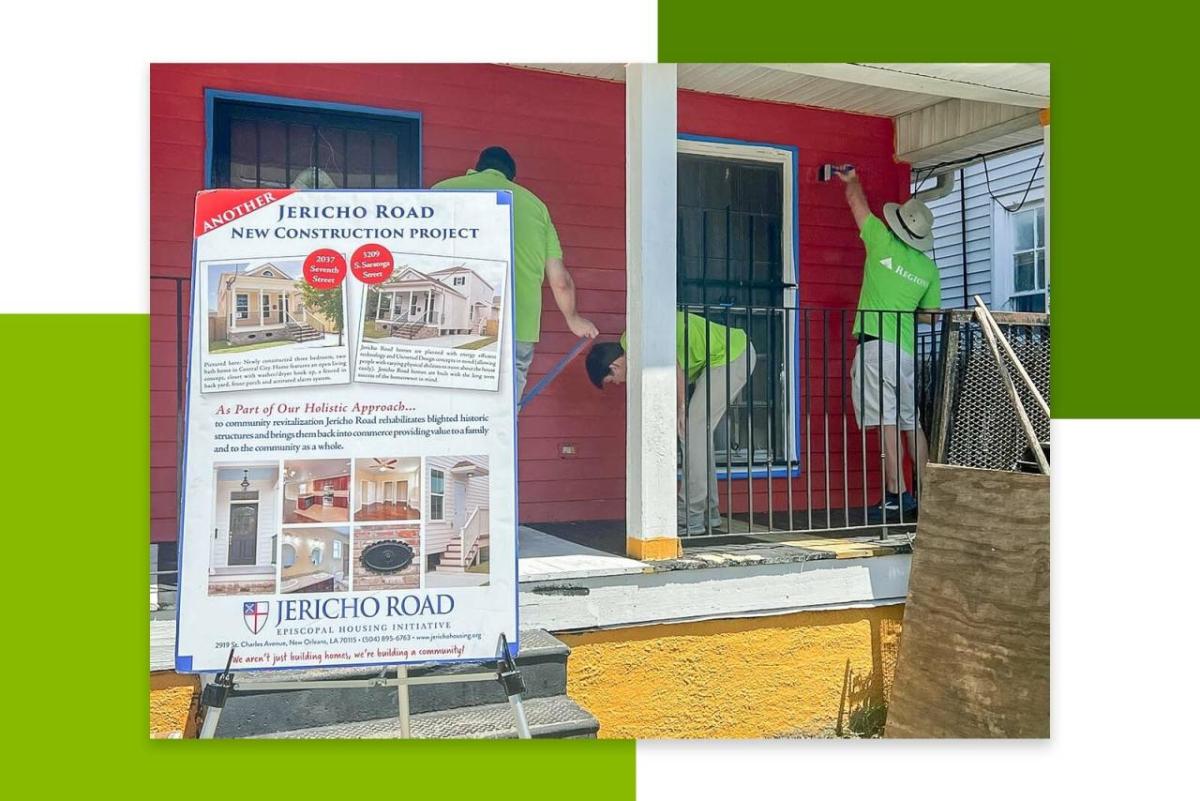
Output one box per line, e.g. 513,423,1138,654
197,649,235,740
496,633,532,739
396,664,412,739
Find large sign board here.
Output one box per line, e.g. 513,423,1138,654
175,189,518,673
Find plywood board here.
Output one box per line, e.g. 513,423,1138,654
887,464,1049,738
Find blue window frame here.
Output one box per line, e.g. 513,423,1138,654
208,93,420,190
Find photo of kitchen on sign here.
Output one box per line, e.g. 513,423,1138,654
199,255,350,393
354,252,508,391
282,459,352,525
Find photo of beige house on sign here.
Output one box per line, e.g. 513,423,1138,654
206,260,341,353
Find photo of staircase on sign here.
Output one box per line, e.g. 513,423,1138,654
424,456,491,588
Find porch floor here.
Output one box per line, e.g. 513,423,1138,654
522,512,917,560
519,516,915,581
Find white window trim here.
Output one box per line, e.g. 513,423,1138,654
676,137,799,464
990,188,1048,312
236,293,249,320
429,469,445,521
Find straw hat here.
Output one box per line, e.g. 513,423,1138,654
883,198,934,251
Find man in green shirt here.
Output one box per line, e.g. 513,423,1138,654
838,166,941,521
584,311,757,534
434,147,597,409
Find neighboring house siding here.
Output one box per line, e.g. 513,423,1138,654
151,65,906,541
919,144,1046,309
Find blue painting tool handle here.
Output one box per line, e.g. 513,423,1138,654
519,336,591,409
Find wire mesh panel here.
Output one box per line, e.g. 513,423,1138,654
933,311,1050,471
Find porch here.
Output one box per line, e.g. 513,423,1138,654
514,63,1050,564
227,287,312,332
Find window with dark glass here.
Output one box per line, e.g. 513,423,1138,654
677,153,789,468
210,98,419,190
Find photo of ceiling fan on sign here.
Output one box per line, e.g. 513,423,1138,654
353,457,422,522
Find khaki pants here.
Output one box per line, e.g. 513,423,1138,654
514,341,536,413
679,344,757,533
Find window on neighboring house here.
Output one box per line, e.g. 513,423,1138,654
430,469,445,520
452,276,466,286
677,151,791,467
235,294,249,320
210,96,420,189
1008,205,1047,312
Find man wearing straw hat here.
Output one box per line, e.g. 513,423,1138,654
837,166,941,522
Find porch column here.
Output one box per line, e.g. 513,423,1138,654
1041,108,1051,314
376,289,383,320
624,63,680,560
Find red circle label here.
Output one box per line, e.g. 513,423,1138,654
302,249,347,290
350,244,395,285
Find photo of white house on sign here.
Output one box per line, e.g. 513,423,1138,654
354,253,508,391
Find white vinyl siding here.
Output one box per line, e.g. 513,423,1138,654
423,456,489,555
918,144,1045,309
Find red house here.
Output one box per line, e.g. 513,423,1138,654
151,63,1048,561
149,62,1051,738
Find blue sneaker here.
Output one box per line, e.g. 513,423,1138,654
867,493,902,523
868,492,918,523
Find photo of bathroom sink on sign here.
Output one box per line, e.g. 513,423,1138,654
280,527,351,594
282,459,351,525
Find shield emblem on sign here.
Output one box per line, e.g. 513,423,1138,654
243,601,270,634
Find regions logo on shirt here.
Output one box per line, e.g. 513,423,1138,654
878,256,930,289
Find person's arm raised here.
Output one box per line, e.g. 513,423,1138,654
838,166,870,231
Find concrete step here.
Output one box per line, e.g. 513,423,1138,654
249,694,598,739
213,629,571,738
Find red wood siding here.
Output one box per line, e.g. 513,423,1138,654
677,90,912,515
150,65,906,542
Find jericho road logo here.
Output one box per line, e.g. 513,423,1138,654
243,601,270,634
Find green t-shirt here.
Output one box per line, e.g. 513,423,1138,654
620,311,748,382
851,214,941,354
433,169,563,343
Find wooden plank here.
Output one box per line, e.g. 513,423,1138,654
887,463,1049,738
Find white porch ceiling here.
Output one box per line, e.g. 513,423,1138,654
507,63,1050,172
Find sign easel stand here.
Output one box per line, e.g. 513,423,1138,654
197,633,531,740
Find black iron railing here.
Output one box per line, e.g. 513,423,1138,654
675,303,953,538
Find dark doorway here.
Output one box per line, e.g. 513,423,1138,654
228,503,259,565
677,152,790,466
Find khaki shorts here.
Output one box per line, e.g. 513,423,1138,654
851,339,917,428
